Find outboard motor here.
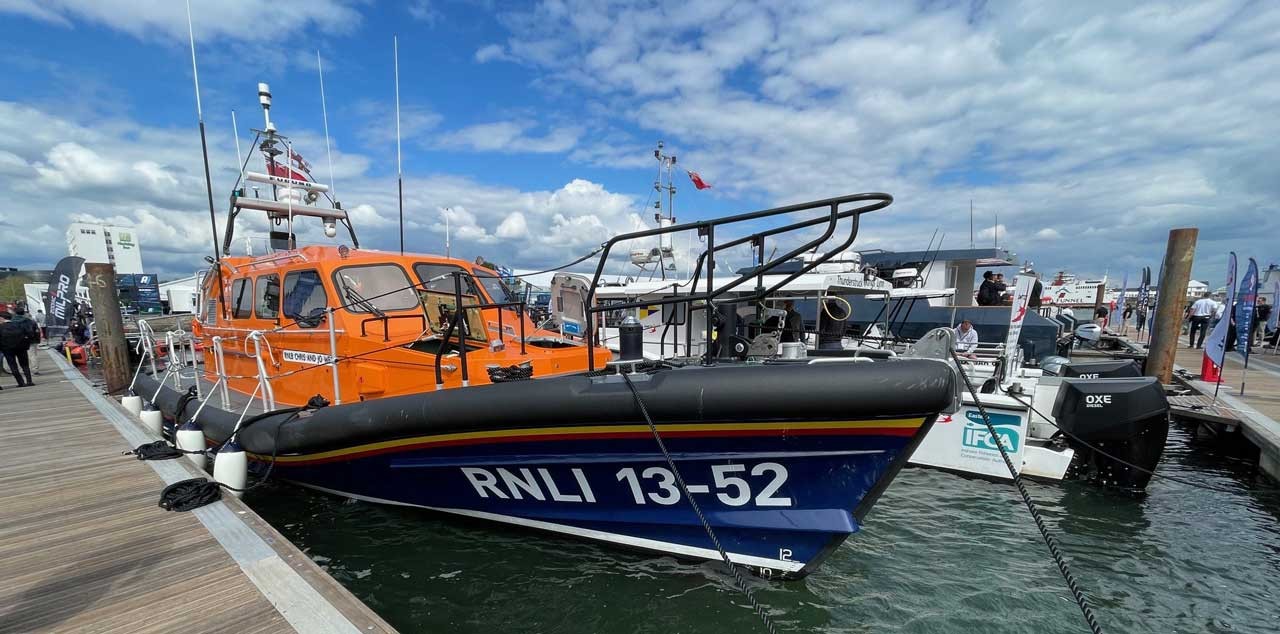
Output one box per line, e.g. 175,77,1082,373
1039,355,1070,376
1057,358,1142,379
1052,377,1169,489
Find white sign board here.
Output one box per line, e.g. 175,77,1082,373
282,349,332,365
1004,275,1036,355
909,404,1028,480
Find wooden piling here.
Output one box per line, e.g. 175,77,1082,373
84,263,130,394
1145,228,1198,384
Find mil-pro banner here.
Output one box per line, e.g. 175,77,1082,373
44,256,85,338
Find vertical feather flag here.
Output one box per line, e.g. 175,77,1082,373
1204,252,1236,370
1235,258,1259,363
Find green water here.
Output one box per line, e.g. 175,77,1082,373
247,424,1280,633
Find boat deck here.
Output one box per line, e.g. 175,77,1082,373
1171,343,1280,480
0,351,398,634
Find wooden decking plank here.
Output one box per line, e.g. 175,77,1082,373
0,352,396,634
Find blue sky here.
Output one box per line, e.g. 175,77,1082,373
1,0,1277,285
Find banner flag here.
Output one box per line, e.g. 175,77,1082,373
1235,258,1259,363
44,256,85,339
1205,252,1237,369
1004,274,1036,357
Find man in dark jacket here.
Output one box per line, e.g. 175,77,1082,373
10,305,40,376
977,271,999,306
0,309,36,387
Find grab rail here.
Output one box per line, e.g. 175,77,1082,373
582,193,893,369
432,271,529,389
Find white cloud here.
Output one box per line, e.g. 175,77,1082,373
483,0,1280,280
407,0,438,24
0,0,364,44
0,100,648,277
474,44,508,63
436,121,581,154
495,212,528,239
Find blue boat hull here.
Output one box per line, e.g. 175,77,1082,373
137,360,953,577
261,417,930,577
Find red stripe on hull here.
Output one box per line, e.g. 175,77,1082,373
266,425,921,466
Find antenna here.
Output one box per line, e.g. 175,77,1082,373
394,35,404,255
444,207,451,258
994,210,998,248
317,50,338,203
231,110,243,186
184,0,225,319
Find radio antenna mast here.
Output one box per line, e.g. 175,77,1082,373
317,50,338,203
184,0,225,318
394,36,404,255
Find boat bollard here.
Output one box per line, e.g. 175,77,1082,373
213,439,248,496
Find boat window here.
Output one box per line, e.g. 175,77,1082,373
255,274,280,320
230,278,252,319
475,270,518,305
413,263,480,296
283,270,329,326
332,264,420,313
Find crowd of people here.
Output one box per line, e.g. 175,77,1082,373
1184,291,1272,351
976,270,1044,308
0,305,41,388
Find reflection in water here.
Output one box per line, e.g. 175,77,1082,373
248,423,1280,634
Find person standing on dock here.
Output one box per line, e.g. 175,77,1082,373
954,320,979,358
0,310,35,387
1187,292,1216,349
1253,297,1270,346
10,306,40,376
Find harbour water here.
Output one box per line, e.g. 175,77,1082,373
247,423,1280,634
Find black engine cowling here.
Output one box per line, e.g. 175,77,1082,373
1055,358,1142,379
1052,377,1169,488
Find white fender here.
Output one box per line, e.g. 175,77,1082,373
213,439,248,497
121,394,143,417
139,406,164,437
176,419,207,471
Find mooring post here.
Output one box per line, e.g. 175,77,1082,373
1145,228,1198,384
84,263,130,394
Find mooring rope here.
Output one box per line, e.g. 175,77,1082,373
619,372,778,634
951,350,1105,634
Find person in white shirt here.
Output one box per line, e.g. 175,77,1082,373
954,320,979,358
1186,292,1216,349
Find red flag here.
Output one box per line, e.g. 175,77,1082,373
289,149,313,176
267,161,311,183
687,170,711,190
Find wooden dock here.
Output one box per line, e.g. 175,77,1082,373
1171,342,1280,480
0,351,399,634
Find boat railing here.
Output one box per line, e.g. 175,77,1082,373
582,193,894,369
432,271,530,389
244,330,277,411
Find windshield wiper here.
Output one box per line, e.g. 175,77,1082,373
343,283,386,318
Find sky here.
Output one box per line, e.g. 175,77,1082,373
0,0,1276,284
